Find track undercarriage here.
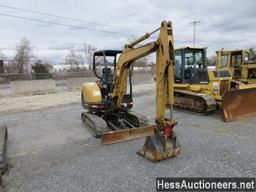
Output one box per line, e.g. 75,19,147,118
173,90,217,114
81,110,149,138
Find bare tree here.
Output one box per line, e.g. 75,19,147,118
0,50,5,74
65,49,84,71
82,44,96,70
14,38,32,73
0,49,4,60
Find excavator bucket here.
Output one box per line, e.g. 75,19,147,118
222,88,256,122
102,125,181,162
137,131,181,162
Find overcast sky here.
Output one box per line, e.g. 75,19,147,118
0,0,255,63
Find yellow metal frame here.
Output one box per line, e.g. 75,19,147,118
112,21,175,125
216,49,256,83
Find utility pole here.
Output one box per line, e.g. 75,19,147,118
189,20,200,46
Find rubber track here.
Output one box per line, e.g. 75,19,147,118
81,112,109,138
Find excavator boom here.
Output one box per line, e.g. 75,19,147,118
101,21,181,161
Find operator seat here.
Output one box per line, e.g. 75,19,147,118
100,68,113,98
101,67,113,85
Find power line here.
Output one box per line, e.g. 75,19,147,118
0,12,192,47
0,4,197,44
0,12,135,36
0,12,198,46
0,4,142,33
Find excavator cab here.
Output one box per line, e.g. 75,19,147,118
81,50,133,113
93,50,120,103
92,50,134,110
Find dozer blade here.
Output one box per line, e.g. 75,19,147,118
102,125,156,145
137,131,181,162
222,88,256,122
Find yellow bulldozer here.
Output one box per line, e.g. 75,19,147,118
81,21,181,162
216,48,256,86
173,46,256,121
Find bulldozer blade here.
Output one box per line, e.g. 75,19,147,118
137,132,181,162
102,125,156,145
222,88,256,122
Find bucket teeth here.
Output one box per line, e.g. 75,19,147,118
137,131,181,162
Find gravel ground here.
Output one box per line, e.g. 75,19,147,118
0,93,255,192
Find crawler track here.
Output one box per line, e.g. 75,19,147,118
81,111,149,138
81,112,109,138
173,90,217,114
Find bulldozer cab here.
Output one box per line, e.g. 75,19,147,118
230,51,243,77
216,49,245,78
174,47,209,84
174,47,232,101
216,49,256,82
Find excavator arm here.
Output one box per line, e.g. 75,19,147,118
112,21,175,124
102,21,181,161
112,42,157,108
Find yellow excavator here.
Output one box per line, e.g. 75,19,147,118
81,21,181,162
216,48,256,85
173,46,256,121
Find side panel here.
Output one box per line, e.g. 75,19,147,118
207,70,231,101
82,82,102,103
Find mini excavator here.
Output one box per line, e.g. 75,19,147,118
81,21,181,162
